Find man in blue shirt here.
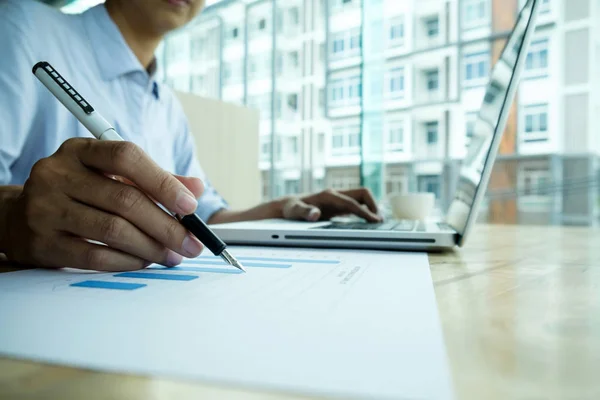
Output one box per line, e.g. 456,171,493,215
0,0,380,271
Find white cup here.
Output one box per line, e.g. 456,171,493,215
388,192,436,220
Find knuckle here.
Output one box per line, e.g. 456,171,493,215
99,216,126,244
83,247,108,269
162,219,183,246
112,186,145,214
157,172,176,196
110,142,140,169
323,188,336,196
57,137,80,154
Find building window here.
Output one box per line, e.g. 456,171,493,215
260,138,271,161
418,175,441,198
522,104,549,143
289,7,299,25
386,174,406,195
329,77,361,107
285,180,300,195
464,51,490,86
463,0,489,29
258,18,267,31
287,93,298,111
387,67,405,99
520,167,550,197
425,16,439,38
426,69,439,91
389,17,405,47
331,125,360,155
330,29,361,59
290,51,299,68
425,121,439,144
387,121,404,151
525,38,549,77
332,131,344,149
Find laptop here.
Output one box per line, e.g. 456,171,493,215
212,0,541,251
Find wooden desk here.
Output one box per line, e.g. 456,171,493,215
1,225,599,400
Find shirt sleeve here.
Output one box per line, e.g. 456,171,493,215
174,119,229,222
0,2,38,185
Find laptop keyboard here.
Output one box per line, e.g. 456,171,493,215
319,220,427,232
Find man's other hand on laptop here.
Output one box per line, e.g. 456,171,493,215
281,188,382,223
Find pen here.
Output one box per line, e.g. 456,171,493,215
32,61,246,273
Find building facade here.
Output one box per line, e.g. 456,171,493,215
162,0,600,225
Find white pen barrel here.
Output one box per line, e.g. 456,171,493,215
33,66,114,140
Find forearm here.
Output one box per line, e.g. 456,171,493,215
208,198,287,225
0,186,22,254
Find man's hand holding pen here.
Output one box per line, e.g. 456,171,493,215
0,139,205,271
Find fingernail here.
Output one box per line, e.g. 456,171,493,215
182,234,203,257
308,208,320,221
176,190,198,214
165,250,183,267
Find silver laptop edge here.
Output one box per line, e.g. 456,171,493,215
212,0,541,251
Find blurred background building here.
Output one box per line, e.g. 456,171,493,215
64,0,600,226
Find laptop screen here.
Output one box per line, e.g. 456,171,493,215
446,0,538,240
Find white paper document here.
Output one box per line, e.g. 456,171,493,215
0,247,452,399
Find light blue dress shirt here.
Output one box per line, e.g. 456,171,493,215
0,0,228,222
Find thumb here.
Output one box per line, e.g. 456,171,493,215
174,175,204,199
282,198,322,221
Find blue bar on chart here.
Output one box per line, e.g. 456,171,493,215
198,255,340,265
185,259,292,269
149,266,243,274
70,280,146,290
114,272,198,281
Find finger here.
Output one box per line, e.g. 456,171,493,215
282,198,322,221
61,139,198,215
62,168,204,258
174,175,204,199
340,188,379,215
328,192,381,222
46,235,148,272
58,200,184,267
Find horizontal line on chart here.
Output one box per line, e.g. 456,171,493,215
149,266,243,274
197,256,340,265
186,259,292,268
70,280,146,290
114,272,198,281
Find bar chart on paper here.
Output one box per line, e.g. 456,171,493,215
0,247,349,310
0,246,453,400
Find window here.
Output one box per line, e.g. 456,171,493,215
525,38,549,76
425,122,439,144
261,138,271,161
329,77,361,107
387,121,404,151
331,125,360,154
463,0,488,29
521,167,551,197
387,67,405,99
426,69,439,91
464,51,490,86
290,51,299,68
258,18,266,31
425,17,439,38
318,88,325,109
418,175,441,198
289,7,299,25
389,17,405,46
386,175,406,195
285,180,300,195
332,131,344,149
231,27,239,39
319,43,326,61
287,93,298,111
522,104,549,143
330,29,361,59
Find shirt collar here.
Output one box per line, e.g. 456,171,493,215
83,4,159,83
